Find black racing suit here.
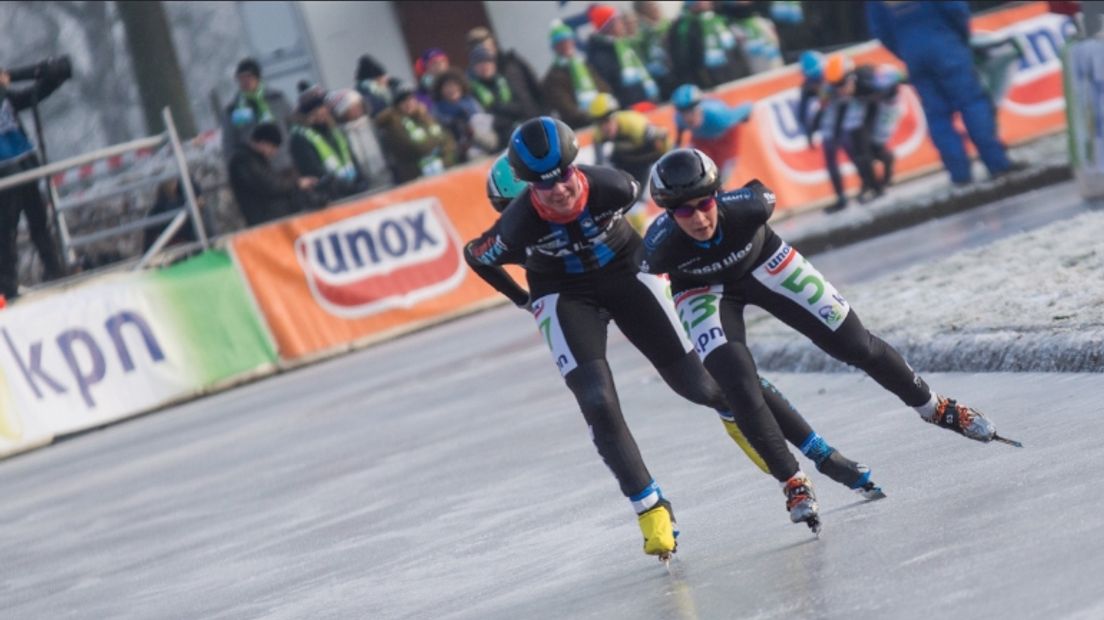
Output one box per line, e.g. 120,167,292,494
640,180,932,482
849,64,900,190
465,165,828,505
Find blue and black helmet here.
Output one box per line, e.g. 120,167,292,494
507,117,579,184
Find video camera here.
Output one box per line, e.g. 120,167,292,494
4,55,72,84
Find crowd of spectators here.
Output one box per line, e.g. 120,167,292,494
219,0,807,227
218,0,1028,227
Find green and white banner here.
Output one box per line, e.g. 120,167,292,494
0,250,277,457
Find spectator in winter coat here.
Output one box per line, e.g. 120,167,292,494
414,48,450,110
631,1,676,99
466,26,544,120
587,5,660,108
289,85,366,202
468,45,529,149
375,86,458,184
431,69,497,162
0,65,67,299
229,122,319,227
541,20,612,129
672,83,753,184
866,0,1014,184
667,1,751,89
355,54,402,119
326,88,393,190
221,58,293,168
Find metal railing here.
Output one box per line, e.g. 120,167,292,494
0,107,209,274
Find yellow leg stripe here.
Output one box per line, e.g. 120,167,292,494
722,419,770,474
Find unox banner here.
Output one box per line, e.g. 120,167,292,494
0,250,277,456
230,165,510,362
627,1,1075,210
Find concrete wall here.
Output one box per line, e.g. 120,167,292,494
297,1,413,91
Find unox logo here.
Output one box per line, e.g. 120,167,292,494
760,84,927,184
764,244,794,276
990,13,1077,116
295,197,465,318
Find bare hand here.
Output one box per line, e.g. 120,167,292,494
0,72,10,89
298,177,318,190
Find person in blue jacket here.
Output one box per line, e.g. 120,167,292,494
672,83,752,185
865,0,1014,185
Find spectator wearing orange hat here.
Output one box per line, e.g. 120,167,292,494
587,4,660,108
667,0,751,89
541,20,612,129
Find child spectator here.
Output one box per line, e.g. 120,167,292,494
541,20,611,129
431,69,498,162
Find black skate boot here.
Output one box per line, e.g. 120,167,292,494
801,433,885,500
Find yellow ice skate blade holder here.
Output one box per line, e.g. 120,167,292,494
638,504,677,556
722,419,769,474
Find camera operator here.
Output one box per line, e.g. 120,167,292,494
0,57,70,301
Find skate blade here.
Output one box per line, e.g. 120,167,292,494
857,485,887,501
992,433,1023,448
806,516,822,537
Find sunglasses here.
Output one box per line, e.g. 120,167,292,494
668,197,716,218
533,166,576,190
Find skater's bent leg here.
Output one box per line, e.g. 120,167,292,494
565,359,655,499
702,344,800,482
819,312,932,407
758,377,814,446
654,350,729,411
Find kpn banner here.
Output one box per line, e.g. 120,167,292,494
0,250,277,456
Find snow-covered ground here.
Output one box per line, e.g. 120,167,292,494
750,182,1104,372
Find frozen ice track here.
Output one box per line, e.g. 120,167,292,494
2,301,1103,619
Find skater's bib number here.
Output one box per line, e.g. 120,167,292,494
674,285,727,358
752,243,850,331
531,293,578,377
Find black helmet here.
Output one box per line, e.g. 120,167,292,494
649,148,721,210
507,117,579,184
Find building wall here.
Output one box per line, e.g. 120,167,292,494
297,1,413,91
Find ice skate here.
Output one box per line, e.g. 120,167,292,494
923,396,1022,445
638,499,678,563
801,433,884,500
783,472,820,535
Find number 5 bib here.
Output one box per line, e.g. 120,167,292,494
752,243,850,331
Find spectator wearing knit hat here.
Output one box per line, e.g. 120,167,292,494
431,69,498,162
465,26,544,119
541,20,612,129
414,48,450,109
229,122,319,227
221,57,293,169
355,54,402,119
467,45,529,149
667,0,751,89
289,84,366,202
326,88,393,190
586,4,660,108
375,86,458,184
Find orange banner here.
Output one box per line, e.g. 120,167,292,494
635,1,1071,210
231,165,502,361
231,2,1071,363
